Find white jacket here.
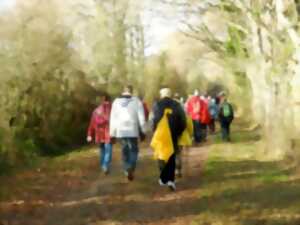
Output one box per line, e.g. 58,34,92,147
110,96,146,138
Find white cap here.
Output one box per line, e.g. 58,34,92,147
160,88,172,98
194,89,199,96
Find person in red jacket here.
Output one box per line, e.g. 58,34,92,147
199,95,211,141
185,90,203,144
87,93,112,174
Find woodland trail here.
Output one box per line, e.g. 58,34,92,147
0,142,210,225
3,124,299,225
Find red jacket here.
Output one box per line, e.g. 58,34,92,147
186,96,211,124
87,101,112,144
200,99,211,124
143,101,149,121
186,96,202,121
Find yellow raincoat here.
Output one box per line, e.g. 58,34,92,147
178,115,193,147
150,109,174,162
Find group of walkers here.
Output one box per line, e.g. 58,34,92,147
87,85,234,191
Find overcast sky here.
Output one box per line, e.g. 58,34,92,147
0,0,15,10
0,0,178,56
142,1,182,56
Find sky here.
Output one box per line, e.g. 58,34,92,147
0,0,15,10
142,1,182,56
0,0,178,56
143,15,179,56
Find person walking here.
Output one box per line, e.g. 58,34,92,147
185,90,203,144
87,93,112,175
209,98,219,133
110,85,147,181
173,93,186,177
219,94,234,141
199,95,211,141
178,112,194,177
151,87,186,191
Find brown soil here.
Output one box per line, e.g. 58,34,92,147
0,145,209,225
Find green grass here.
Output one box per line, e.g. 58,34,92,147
190,127,300,225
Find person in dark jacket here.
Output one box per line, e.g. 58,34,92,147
152,87,186,191
218,94,234,142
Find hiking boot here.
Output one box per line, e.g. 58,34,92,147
127,170,134,181
167,181,176,191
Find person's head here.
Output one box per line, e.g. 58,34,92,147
193,89,200,96
100,93,111,103
123,85,133,95
218,92,227,103
160,87,172,99
180,97,185,103
174,93,180,100
139,94,145,101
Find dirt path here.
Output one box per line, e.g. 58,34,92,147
0,144,210,225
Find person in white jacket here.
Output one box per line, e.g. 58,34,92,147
110,85,146,181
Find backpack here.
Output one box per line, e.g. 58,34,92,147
222,103,232,117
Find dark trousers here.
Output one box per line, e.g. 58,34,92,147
158,154,176,184
200,123,207,141
220,121,231,141
209,119,216,133
193,120,202,143
175,147,182,173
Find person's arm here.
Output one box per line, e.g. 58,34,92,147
176,102,187,136
103,104,111,124
152,102,161,132
137,99,146,135
109,100,118,138
230,104,234,121
87,112,95,142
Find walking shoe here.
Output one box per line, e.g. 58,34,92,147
127,170,134,181
167,181,176,191
175,169,182,178
158,179,166,186
102,167,109,175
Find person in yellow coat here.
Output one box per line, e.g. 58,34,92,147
151,88,186,191
173,94,194,178
178,114,194,176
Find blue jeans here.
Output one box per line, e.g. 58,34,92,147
99,143,112,171
120,138,139,172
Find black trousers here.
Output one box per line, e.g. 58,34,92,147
200,123,207,141
193,120,202,143
209,119,216,133
158,154,176,184
220,120,231,141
